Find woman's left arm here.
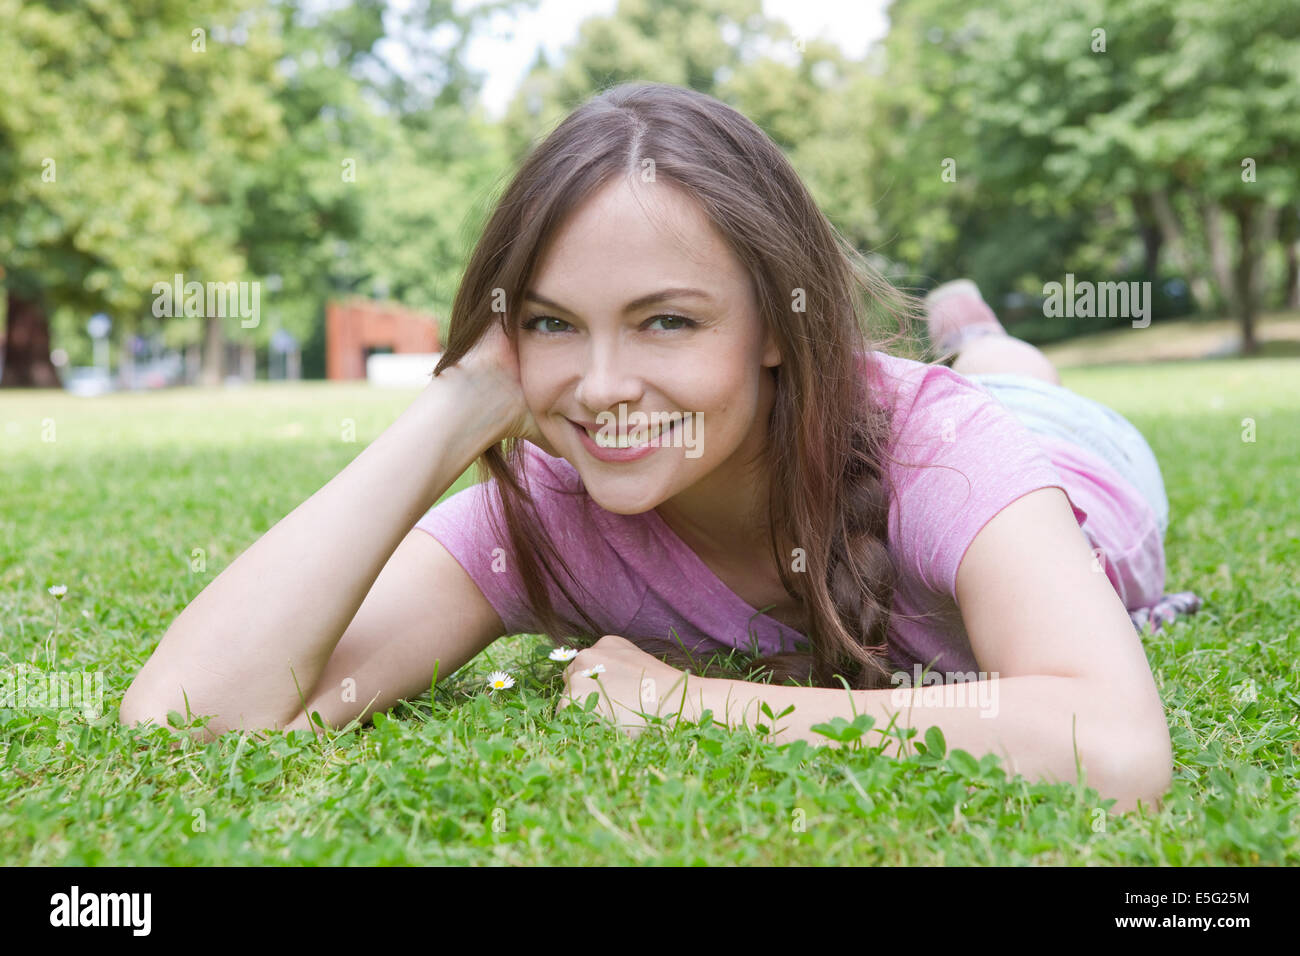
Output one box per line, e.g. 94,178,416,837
695,486,1174,814
697,672,1167,814
563,488,1173,815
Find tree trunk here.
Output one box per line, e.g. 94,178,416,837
200,315,225,386
1255,205,1279,309
1150,189,1213,309
1130,192,1163,284
1285,240,1299,310
1203,198,1236,315
0,288,61,388
1278,204,1300,310
1231,201,1259,356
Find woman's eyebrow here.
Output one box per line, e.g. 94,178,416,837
523,287,714,315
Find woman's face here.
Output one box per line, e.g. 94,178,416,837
517,175,781,516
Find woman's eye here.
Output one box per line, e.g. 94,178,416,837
522,315,570,333
646,314,695,331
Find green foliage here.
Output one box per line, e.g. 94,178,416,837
234,0,513,351
0,0,284,316
0,0,518,366
5,0,1299,371
823,0,1300,327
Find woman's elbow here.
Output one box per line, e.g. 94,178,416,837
1087,717,1174,814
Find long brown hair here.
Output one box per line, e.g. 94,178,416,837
432,82,934,690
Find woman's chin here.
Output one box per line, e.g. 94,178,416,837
581,480,667,516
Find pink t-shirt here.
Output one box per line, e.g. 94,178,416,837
413,350,1165,675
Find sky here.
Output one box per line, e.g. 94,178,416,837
384,0,893,119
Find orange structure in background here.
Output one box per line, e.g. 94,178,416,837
326,299,441,381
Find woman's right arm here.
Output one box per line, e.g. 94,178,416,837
119,353,526,740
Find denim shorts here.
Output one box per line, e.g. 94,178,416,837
962,372,1170,540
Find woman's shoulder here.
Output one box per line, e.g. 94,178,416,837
863,350,1083,598
858,349,999,443
859,348,968,397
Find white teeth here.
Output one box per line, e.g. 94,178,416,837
588,425,674,449
591,428,654,449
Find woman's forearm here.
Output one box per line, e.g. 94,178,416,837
120,366,513,736
688,673,1172,812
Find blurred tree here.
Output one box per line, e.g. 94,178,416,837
497,0,783,160
919,0,1300,352
236,0,525,377
229,0,394,382
0,0,532,386
839,0,1124,322
0,0,284,387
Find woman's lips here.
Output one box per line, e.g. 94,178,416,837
569,417,680,462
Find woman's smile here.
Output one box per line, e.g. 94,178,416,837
569,415,682,462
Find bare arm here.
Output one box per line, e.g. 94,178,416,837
120,361,523,739
277,526,511,736
688,673,1155,810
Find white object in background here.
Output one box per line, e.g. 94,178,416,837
87,313,112,381
366,352,441,387
65,366,113,397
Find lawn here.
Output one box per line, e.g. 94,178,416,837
1,357,1296,865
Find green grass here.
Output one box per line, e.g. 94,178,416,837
2,360,1297,865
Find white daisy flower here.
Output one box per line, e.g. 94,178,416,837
48,585,68,599
548,647,578,661
577,664,606,679
485,671,515,691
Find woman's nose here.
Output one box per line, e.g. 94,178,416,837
573,340,644,415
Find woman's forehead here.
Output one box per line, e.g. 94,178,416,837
533,180,742,294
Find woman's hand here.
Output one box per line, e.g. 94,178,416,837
556,635,700,737
442,316,559,456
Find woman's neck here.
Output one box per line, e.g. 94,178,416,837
653,439,779,568
655,473,808,630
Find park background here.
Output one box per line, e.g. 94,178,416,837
3,0,1299,386
1,0,1297,866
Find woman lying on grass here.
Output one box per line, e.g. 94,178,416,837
122,82,1202,814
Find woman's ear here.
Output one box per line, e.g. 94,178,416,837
761,328,782,368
